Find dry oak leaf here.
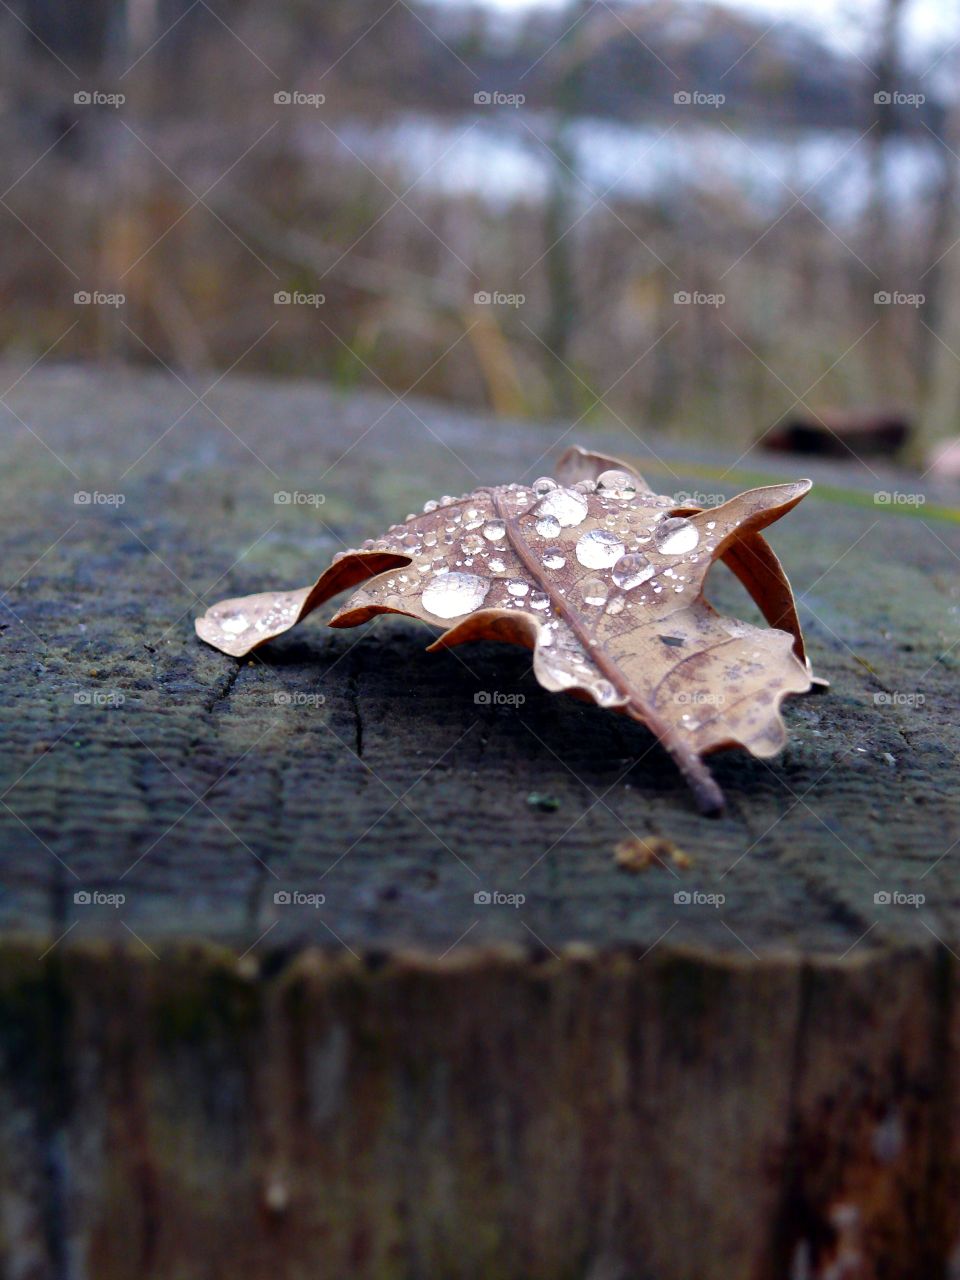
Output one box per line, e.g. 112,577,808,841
196,447,821,815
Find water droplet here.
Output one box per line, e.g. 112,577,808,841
533,476,557,497
535,514,561,539
423,499,438,513
606,597,625,615
507,580,529,597
421,573,488,619
483,519,506,542
462,507,483,529
580,578,608,607
542,546,566,569
530,591,550,610
596,469,638,500
536,487,589,528
220,614,248,635
612,552,655,590
424,532,438,547
461,534,484,555
489,557,506,573
572,478,597,494
655,517,700,556
594,679,618,706
576,529,625,568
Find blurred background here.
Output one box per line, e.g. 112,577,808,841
4,0,960,462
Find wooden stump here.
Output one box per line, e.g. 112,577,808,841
1,365,958,1279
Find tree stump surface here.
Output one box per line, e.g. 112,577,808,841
1,364,959,1279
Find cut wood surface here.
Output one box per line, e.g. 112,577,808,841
1,364,959,1279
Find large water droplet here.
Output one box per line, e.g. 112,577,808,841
580,578,608,607
612,552,655,589
533,476,557,497
655,517,700,556
535,487,589,528
421,572,489,619
423,499,438,513
461,534,484,555
462,507,483,530
596,469,638,500
593,679,618,706
483,519,506,542
576,529,625,568
542,546,566,569
489,557,506,573
221,613,248,635
536,514,561,539
530,591,550,611
506,580,529,597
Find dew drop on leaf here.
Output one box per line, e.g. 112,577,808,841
421,572,489,619
542,546,566,569
580,578,609,606
536,487,589,528
533,476,557,497
507,580,529,597
530,591,550,610
596,469,638,500
655,517,700,555
536,514,561,538
483,519,506,541
461,534,484,555
220,613,248,635
612,552,655,589
576,529,625,568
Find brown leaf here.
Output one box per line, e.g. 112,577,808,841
195,448,819,814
